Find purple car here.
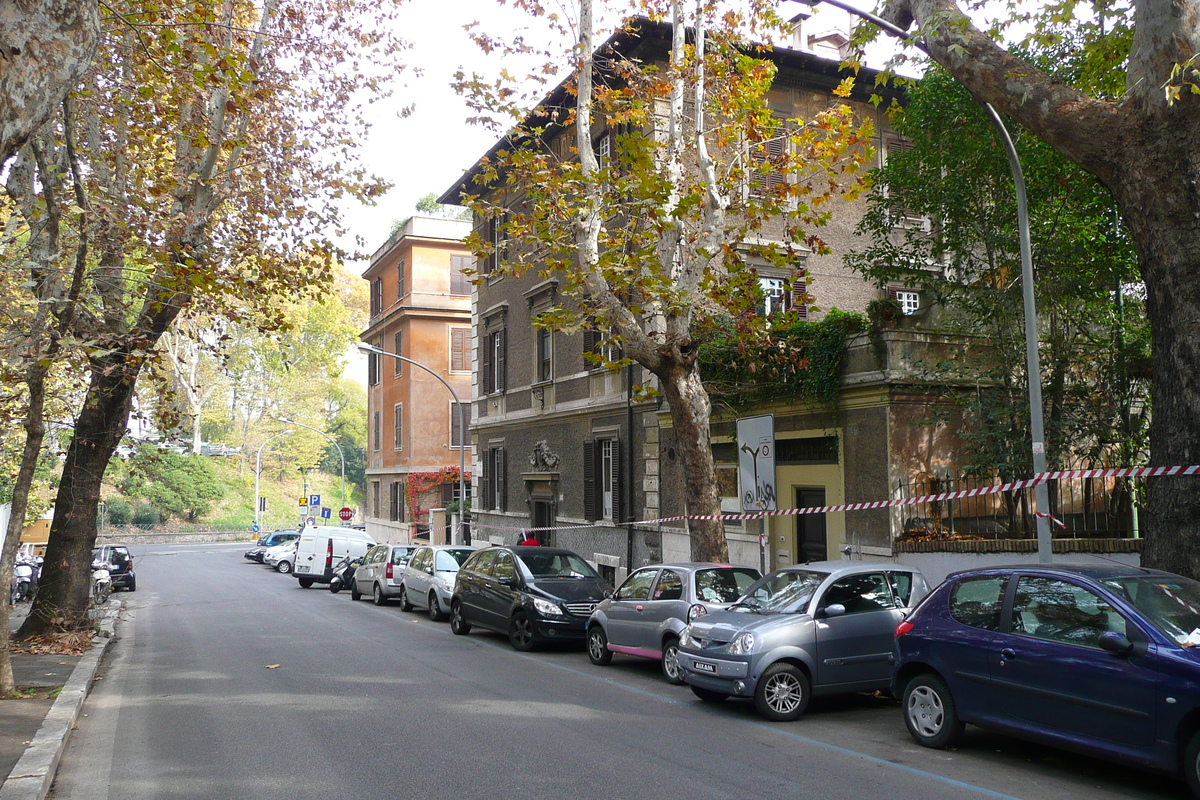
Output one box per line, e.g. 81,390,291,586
893,564,1200,796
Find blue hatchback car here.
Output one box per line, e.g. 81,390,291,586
893,564,1200,795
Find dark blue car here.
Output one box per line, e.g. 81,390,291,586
893,564,1200,796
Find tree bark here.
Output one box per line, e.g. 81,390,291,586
656,355,728,563
0,1,99,166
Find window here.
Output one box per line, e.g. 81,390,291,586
890,288,920,315
820,573,896,614
367,346,379,386
393,330,403,376
450,402,471,448
594,131,612,172
450,255,471,295
470,549,497,575
748,122,787,196
370,277,382,316
397,259,406,300
653,570,684,601
372,411,381,451
1011,577,1128,648
492,551,516,581
481,447,506,511
482,211,509,276
393,403,403,450
695,568,761,604
389,481,401,521
535,328,552,383
481,327,506,394
949,576,1007,631
616,569,657,601
450,328,469,373
888,571,918,607
583,437,620,522
582,329,617,370
371,480,380,518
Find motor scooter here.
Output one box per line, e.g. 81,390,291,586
328,555,362,594
11,554,40,602
91,558,112,605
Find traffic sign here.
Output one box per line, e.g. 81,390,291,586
309,494,321,508
252,523,260,534
298,496,308,507
339,507,353,521
306,516,316,526
321,506,331,519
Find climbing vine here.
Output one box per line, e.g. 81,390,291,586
404,467,470,518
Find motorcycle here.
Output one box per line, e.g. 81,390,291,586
91,558,112,605
328,555,363,594
11,554,41,603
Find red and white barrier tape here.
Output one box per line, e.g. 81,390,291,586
467,465,1199,534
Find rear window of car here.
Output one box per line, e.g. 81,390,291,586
436,550,471,571
949,576,1007,631
695,568,760,603
391,547,413,565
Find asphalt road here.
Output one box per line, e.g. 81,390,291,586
49,542,1187,800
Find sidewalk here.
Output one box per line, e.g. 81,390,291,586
0,602,120,800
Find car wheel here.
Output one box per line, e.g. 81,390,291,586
127,576,137,592
754,662,811,722
661,637,685,685
276,560,292,574
690,686,727,703
1184,730,1200,798
428,593,444,622
373,584,388,606
903,673,965,749
587,625,613,666
297,577,314,589
350,582,362,601
399,586,413,612
509,611,536,652
449,600,471,635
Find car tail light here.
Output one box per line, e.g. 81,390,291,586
325,539,333,573
894,620,914,638
385,562,393,580
687,603,708,623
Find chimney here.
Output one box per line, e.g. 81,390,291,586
787,11,811,52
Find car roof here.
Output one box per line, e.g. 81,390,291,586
508,545,578,557
774,561,920,578
634,562,758,571
946,562,1177,582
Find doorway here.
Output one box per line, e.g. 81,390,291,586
531,500,556,547
795,487,827,563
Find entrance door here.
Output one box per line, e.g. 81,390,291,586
795,488,827,563
531,501,555,547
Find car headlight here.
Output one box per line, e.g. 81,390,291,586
531,597,563,617
679,625,697,649
727,632,756,655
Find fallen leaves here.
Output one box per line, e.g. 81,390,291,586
265,664,280,669
9,631,94,657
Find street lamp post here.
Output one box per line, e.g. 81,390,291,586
812,0,1053,562
278,416,346,515
358,344,469,545
255,430,293,535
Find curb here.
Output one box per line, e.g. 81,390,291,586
0,600,122,800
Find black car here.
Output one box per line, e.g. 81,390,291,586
449,545,611,651
93,544,136,592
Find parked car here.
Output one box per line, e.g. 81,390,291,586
588,563,761,684
293,526,376,588
352,544,418,604
893,564,1200,796
263,540,298,574
677,561,928,721
398,545,479,620
92,544,136,592
450,545,612,651
244,529,299,563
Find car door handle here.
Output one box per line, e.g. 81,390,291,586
1000,648,1017,660
635,605,644,612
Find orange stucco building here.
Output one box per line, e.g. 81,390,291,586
361,216,472,544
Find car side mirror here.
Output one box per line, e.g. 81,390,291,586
823,603,847,618
1099,630,1134,656
603,589,615,600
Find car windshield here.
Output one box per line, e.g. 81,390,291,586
1102,575,1200,644
695,568,761,603
737,569,828,614
518,552,601,580
436,550,472,571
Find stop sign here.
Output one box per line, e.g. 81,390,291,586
339,507,353,521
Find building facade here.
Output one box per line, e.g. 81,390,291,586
361,216,473,544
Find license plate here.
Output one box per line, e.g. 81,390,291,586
296,566,310,574
693,660,717,674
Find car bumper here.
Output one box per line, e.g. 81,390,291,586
678,649,754,695
533,616,588,641
110,573,134,589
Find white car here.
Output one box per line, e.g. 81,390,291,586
264,541,298,574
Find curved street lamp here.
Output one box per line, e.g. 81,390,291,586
255,430,293,534
277,416,346,514
358,343,468,544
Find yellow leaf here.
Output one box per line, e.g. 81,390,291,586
266,664,280,669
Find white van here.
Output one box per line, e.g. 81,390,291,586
293,525,376,588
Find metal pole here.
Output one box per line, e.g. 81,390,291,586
811,0,1052,562
359,344,468,545
278,417,346,513
256,430,293,534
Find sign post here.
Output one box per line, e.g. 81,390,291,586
737,414,776,575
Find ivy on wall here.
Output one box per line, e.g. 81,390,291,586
404,466,471,518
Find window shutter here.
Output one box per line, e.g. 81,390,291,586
887,286,899,300
496,328,507,392
450,255,470,295
442,481,454,506
481,330,493,394
498,447,507,512
393,331,403,376
397,259,405,300
451,329,467,372
793,277,808,321
612,438,623,523
582,441,596,522
480,451,492,511
583,329,597,369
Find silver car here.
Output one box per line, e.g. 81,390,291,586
353,544,418,604
397,545,478,621
588,562,761,684
677,561,928,721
